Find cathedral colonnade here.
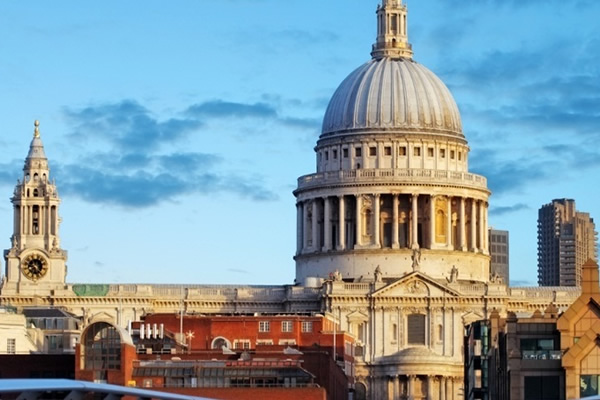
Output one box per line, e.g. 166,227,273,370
296,193,488,256
356,374,462,400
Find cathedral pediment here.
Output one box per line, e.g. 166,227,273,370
371,272,461,298
346,310,369,322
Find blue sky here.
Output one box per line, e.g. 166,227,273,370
1,0,598,286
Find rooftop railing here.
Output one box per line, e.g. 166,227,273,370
297,168,487,190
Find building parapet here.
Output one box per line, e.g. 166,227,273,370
297,168,488,190
70,283,321,302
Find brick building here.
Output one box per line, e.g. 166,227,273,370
75,313,354,400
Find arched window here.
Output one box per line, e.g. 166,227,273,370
211,336,231,350
355,382,367,400
32,205,39,234
82,322,123,382
407,314,426,345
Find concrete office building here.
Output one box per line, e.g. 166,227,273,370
538,199,598,286
488,229,509,285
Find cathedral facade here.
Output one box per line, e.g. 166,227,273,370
0,1,582,399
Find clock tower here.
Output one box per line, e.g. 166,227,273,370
2,121,68,296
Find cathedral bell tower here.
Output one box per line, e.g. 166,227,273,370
2,121,68,296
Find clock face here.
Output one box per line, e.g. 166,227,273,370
21,253,48,281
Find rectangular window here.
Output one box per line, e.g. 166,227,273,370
407,314,426,345
47,335,63,351
278,339,297,346
355,147,362,157
440,149,446,158
458,151,462,161
234,340,251,349
343,148,348,158
333,149,338,159
399,146,407,156
369,146,376,156
281,321,293,333
413,147,421,157
256,339,273,346
325,151,329,161
427,147,434,157
450,150,455,159
259,321,270,332
301,321,313,333
7,338,16,354
384,146,392,156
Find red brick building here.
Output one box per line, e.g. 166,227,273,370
76,314,354,400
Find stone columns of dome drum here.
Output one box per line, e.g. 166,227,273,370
296,202,303,254
392,194,399,249
411,194,419,247
429,195,435,249
374,194,381,248
338,195,345,251
303,202,309,252
446,196,452,248
478,200,484,254
314,200,321,251
355,195,363,247
470,200,477,252
483,202,489,254
323,197,332,251
459,197,467,251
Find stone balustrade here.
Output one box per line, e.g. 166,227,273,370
77,283,320,302
297,168,488,190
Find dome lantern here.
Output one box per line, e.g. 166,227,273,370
371,0,413,60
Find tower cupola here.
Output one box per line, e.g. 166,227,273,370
371,0,413,60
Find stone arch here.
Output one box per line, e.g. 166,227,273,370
80,321,133,382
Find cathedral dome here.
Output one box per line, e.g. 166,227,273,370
320,0,462,140
321,58,463,139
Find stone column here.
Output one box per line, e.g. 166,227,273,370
470,199,477,252
303,202,309,251
355,195,363,247
393,375,400,399
429,195,435,248
478,200,484,254
446,196,452,248
323,197,332,251
411,194,419,247
408,375,416,400
311,200,318,251
427,376,434,400
42,206,46,236
296,202,303,254
387,376,395,400
459,197,467,251
338,195,345,250
373,194,381,247
483,202,489,255
392,194,399,248
440,377,446,400
446,377,452,400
